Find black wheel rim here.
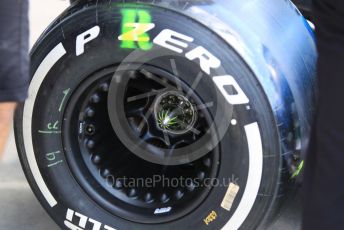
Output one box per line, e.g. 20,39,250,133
63,65,220,223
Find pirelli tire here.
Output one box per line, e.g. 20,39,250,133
14,1,316,230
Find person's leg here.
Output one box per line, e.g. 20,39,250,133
0,0,29,159
0,103,17,159
0,0,29,101
302,0,344,229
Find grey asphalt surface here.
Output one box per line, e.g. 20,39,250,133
0,0,303,229
0,157,59,229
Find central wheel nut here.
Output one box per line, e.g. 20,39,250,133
154,91,197,135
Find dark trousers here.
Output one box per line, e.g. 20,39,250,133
0,0,29,102
302,0,344,229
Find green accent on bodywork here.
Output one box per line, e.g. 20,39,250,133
291,160,304,179
120,9,153,50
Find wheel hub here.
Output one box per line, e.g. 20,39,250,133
154,91,197,135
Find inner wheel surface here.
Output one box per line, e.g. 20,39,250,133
63,65,220,223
